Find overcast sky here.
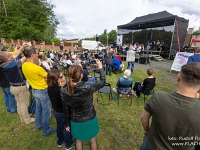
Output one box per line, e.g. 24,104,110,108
51,0,200,40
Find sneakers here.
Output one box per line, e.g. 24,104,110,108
43,128,57,137
113,88,117,93
132,91,138,98
66,141,75,150
35,126,43,131
25,118,35,124
58,144,62,148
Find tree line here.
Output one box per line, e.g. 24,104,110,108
0,0,118,44
0,0,59,42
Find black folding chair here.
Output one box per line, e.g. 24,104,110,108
93,68,100,81
117,83,133,106
97,83,112,104
141,84,156,104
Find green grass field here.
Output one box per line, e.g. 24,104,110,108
0,67,177,150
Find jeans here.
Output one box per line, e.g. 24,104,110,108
87,77,96,82
53,110,73,148
127,61,134,73
105,64,112,76
2,87,16,113
32,88,52,135
140,135,152,150
133,82,143,97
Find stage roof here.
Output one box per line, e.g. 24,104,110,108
117,11,188,30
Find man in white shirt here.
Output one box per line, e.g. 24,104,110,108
49,52,55,61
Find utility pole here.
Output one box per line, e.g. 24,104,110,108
2,0,7,17
106,32,108,46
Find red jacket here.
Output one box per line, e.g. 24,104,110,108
116,55,122,63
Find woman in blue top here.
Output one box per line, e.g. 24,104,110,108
113,69,133,95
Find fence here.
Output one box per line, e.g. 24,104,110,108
0,38,81,51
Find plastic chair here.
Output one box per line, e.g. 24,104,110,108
117,83,133,106
141,84,156,104
97,83,112,104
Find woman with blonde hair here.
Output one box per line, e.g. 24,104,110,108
40,54,51,71
61,59,105,150
113,69,133,95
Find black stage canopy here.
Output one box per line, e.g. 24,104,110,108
117,11,187,30
117,11,189,58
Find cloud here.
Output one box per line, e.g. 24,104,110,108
51,0,200,39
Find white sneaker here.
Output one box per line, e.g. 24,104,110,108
58,144,62,148
132,91,138,98
66,141,75,150
25,118,35,124
112,88,117,93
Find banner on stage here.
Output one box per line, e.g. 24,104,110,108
117,35,123,45
170,52,194,72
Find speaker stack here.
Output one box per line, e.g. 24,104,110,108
139,57,149,64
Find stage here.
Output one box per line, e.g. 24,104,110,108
120,50,169,62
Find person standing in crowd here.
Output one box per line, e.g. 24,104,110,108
0,70,16,113
140,62,200,150
0,46,22,114
61,59,105,150
133,68,156,98
60,42,64,53
22,46,56,136
0,46,35,124
126,45,136,73
47,69,75,150
187,48,200,63
104,48,114,76
112,40,117,53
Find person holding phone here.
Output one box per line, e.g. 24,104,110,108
47,69,75,149
61,59,105,150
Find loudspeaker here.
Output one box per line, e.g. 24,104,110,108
139,57,149,64
146,32,152,40
96,36,99,41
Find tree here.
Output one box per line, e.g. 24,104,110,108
108,30,117,45
193,30,200,35
0,0,59,41
50,37,60,43
82,29,117,45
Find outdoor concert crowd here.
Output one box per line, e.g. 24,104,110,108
0,41,200,150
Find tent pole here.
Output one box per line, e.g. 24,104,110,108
169,20,176,59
